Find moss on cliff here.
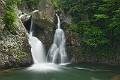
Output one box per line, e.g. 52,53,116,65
3,0,19,34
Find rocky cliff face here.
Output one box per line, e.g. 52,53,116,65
0,0,32,69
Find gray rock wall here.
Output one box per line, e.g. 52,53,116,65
0,0,32,69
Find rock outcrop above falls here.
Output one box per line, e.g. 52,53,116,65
20,0,55,51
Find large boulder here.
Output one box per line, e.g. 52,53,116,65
32,11,55,51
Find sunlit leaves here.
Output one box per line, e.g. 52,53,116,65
82,26,109,46
94,14,109,20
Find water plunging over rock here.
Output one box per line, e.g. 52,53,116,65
28,13,46,64
28,17,46,63
48,14,67,64
28,32,46,64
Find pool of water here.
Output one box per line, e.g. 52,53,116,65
0,64,120,80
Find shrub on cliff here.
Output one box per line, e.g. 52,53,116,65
3,0,20,34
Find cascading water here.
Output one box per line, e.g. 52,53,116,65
48,14,67,64
27,14,60,72
28,19,46,64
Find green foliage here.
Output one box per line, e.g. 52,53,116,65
82,26,109,46
94,14,109,20
51,0,61,10
69,21,109,47
3,10,16,33
3,0,19,34
108,8,120,43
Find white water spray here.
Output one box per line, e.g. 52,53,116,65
28,20,46,64
48,14,67,64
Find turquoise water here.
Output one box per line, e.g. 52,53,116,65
0,64,120,80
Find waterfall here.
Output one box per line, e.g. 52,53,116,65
48,14,67,64
27,15,60,72
27,13,68,72
28,18,46,64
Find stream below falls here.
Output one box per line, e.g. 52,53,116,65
0,64,120,80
